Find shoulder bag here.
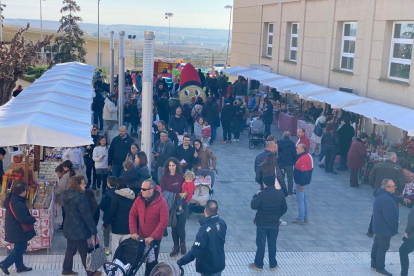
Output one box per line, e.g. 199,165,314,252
9,201,34,232
86,235,107,272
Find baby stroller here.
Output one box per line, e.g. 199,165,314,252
248,115,265,149
149,262,184,276
188,168,215,217
103,238,157,276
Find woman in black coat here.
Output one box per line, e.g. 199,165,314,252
0,181,35,274
261,99,274,139
321,123,340,174
62,175,98,276
337,118,355,171
122,151,151,196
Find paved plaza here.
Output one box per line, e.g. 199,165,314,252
1,125,413,275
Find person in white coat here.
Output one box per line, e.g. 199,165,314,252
103,94,118,132
92,136,110,194
311,114,326,156
62,147,84,171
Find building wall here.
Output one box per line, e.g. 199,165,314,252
232,0,414,109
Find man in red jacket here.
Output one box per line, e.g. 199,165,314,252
296,128,310,153
129,179,169,276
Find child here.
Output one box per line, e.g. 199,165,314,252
201,121,211,147
99,176,117,255
176,171,196,215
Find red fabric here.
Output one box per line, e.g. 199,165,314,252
129,185,169,240
179,63,201,87
296,135,311,153
347,138,367,168
294,153,314,171
182,181,196,203
202,126,211,138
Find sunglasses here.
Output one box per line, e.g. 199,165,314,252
141,187,152,191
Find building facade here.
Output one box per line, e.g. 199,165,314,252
231,0,414,142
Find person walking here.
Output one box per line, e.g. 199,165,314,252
201,97,219,145
153,131,175,183
62,175,100,276
157,92,169,124
296,128,311,158
0,181,35,275
169,107,188,140
99,176,117,255
174,135,199,173
160,157,188,257
277,131,297,196
92,136,109,194
371,179,405,276
220,99,235,143
367,152,406,237
291,144,313,225
310,114,326,156
84,126,99,189
177,200,227,276
261,99,274,139
321,123,339,174
233,98,246,139
347,132,369,188
56,160,77,231
108,126,134,177
92,90,105,131
249,175,287,271
102,178,135,255
103,94,118,133
399,202,414,276
337,118,355,171
129,179,169,276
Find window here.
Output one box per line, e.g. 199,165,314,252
266,23,274,57
389,22,414,81
340,22,357,71
290,23,299,61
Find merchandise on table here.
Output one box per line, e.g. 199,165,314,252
38,161,60,185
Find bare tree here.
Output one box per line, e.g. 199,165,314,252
0,24,53,105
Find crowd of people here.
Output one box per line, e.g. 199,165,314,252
2,69,414,276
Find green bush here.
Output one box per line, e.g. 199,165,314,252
25,64,49,79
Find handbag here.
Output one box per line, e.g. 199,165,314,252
313,121,323,136
86,235,107,272
9,201,34,233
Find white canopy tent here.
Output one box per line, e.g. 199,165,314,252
263,78,305,91
283,83,335,99
237,69,284,82
307,91,373,109
0,62,95,147
222,66,250,76
342,101,414,136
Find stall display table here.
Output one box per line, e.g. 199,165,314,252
277,112,304,135
297,120,315,149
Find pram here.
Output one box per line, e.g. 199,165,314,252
188,168,215,216
103,238,157,276
149,262,184,276
248,115,265,149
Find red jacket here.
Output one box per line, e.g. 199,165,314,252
183,181,196,203
296,135,310,153
129,185,169,241
347,138,367,169
293,152,313,185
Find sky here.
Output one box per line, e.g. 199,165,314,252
1,0,233,30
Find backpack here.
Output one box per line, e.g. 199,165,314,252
251,119,264,134
313,121,323,136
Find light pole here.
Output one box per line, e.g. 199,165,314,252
224,5,232,68
165,12,173,57
118,31,125,127
0,1,6,42
40,0,46,58
109,31,114,93
97,0,101,67
128,34,136,69
142,31,155,163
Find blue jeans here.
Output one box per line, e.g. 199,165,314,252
211,127,217,142
296,184,309,221
319,144,325,163
264,123,271,139
340,154,348,169
254,226,279,269
130,124,138,135
1,241,27,270
112,164,123,177
93,112,103,130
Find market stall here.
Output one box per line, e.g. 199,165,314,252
222,66,250,76
0,62,94,252
277,112,305,134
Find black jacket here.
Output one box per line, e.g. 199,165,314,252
232,81,247,96
277,137,297,167
154,139,175,167
338,124,355,155
3,193,36,244
201,101,219,127
254,150,272,173
177,215,226,274
251,186,287,226
0,160,4,178
406,207,414,240
174,145,199,173
157,97,169,123
99,188,116,221
261,103,274,125
108,135,135,166
221,104,235,127
169,115,188,135
154,128,178,147
122,165,151,192
321,130,339,150
92,92,105,113
62,190,97,241
167,99,182,117
103,188,135,234
373,188,399,237
84,134,99,166
198,72,206,87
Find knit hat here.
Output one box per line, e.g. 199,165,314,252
262,175,275,187
179,63,201,90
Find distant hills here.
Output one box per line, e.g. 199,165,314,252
5,18,230,47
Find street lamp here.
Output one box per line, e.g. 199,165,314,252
40,0,46,58
97,0,101,67
128,34,136,68
0,1,6,42
224,5,232,68
165,12,173,57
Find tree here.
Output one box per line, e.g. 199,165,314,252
0,24,52,105
53,0,87,64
